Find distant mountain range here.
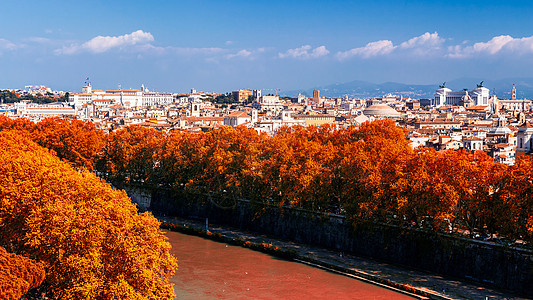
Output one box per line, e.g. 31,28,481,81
284,78,533,100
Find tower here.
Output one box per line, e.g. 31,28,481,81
251,109,258,124
82,79,92,94
190,100,201,117
312,89,320,104
512,84,517,100
253,90,262,101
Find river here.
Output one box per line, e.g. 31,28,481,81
166,230,415,299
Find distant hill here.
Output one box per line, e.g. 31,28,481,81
284,78,533,99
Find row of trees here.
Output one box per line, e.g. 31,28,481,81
93,121,533,242
1,116,533,243
0,90,69,103
0,121,177,298
0,116,105,170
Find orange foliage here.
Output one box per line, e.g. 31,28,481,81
91,119,533,242
339,120,413,221
99,125,164,186
0,116,36,134
255,125,336,210
398,148,460,224
34,117,105,170
184,126,262,197
0,116,105,170
0,247,45,299
493,156,533,239
0,131,177,299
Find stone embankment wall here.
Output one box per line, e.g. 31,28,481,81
130,186,533,297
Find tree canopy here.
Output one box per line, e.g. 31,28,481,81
96,120,533,243
0,247,45,300
0,131,177,299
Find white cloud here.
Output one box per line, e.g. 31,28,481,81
0,38,20,51
336,40,396,60
400,32,443,49
336,32,446,60
472,35,516,54
226,49,252,59
278,45,329,59
56,30,154,54
26,37,53,44
448,35,533,58
311,46,329,58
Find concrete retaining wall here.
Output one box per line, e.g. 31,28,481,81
131,186,533,296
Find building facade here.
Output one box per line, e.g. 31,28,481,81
434,85,490,107
232,90,253,103
70,83,173,108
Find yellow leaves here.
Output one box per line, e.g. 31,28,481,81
0,247,46,300
100,125,164,186
0,117,106,170
0,131,177,299
23,117,521,241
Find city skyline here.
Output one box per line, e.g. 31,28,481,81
2,0,533,92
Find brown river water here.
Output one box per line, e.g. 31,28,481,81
166,230,414,299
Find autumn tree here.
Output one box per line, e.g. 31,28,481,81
0,116,36,138
162,126,263,208
492,155,533,242
0,116,105,170
0,131,177,299
20,116,527,242
0,247,45,300
395,148,460,228
429,150,503,235
34,117,106,170
339,120,414,223
98,125,164,187
250,125,335,211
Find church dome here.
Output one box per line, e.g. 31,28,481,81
363,104,401,118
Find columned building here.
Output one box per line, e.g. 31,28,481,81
433,83,490,107
516,123,533,156
498,85,532,112
69,83,173,108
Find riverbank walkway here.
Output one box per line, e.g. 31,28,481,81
159,216,525,300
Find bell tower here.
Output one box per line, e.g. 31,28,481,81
512,84,517,100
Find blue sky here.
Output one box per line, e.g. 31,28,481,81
1,0,533,93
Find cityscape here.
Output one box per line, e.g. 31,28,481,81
2,0,533,299
1,80,531,166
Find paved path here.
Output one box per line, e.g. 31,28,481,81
159,216,526,300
